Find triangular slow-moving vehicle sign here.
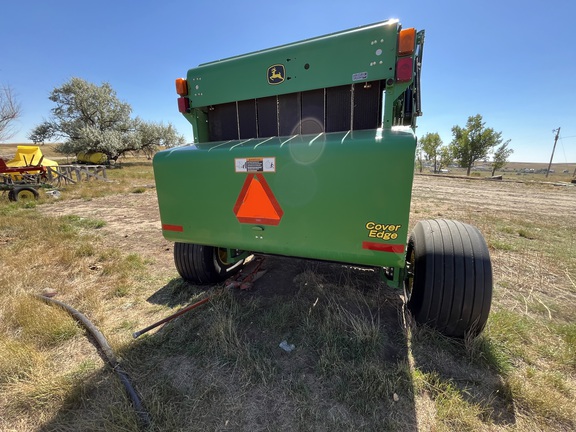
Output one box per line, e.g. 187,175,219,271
233,173,283,225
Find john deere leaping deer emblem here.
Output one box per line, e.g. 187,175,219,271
267,64,285,85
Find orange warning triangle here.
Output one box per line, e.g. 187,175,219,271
233,174,283,226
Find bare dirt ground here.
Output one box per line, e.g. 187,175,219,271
40,175,576,267
411,174,576,222
41,191,175,276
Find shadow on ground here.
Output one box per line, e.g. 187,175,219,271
38,255,514,431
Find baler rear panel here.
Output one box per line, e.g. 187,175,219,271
155,19,424,270
154,128,415,268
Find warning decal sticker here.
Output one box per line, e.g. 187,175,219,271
235,157,276,173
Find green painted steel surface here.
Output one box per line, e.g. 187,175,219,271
153,128,416,268
186,20,399,108
156,19,425,271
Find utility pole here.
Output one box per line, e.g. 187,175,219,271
546,127,561,178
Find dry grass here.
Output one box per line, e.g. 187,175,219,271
408,174,576,431
0,174,157,430
0,159,575,431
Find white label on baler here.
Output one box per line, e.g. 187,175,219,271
352,72,368,81
235,157,276,173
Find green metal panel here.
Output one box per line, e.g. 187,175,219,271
153,127,416,268
159,19,425,271
186,20,400,108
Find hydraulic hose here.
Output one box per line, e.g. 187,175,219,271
35,294,151,429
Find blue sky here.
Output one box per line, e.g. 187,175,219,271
2,0,575,163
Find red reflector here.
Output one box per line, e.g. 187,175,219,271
177,97,190,113
362,241,405,254
396,57,413,82
162,224,183,232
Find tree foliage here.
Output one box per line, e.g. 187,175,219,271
420,132,443,173
491,141,514,176
437,146,454,173
0,85,21,141
28,122,52,145
415,140,424,173
451,114,509,176
30,78,185,161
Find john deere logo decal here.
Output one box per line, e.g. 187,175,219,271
267,64,285,85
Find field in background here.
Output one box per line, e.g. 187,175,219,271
418,161,575,183
0,156,575,431
2,142,575,190
0,143,64,159
2,142,575,180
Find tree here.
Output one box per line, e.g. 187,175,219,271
420,132,442,173
30,78,184,161
451,114,508,176
491,141,513,176
28,122,53,145
133,120,184,160
415,139,424,173
0,85,21,141
437,146,454,173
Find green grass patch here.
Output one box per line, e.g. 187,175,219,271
413,369,486,431
555,322,576,368
466,334,513,375
62,214,106,229
488,239,517,251
517,228,538,240
0,338,47,384
509,368,575,427
485,310,535,360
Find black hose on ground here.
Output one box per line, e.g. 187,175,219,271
35,294,151,429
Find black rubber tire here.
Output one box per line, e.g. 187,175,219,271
10,187,39,202
405,219,492,338
174,243,243,284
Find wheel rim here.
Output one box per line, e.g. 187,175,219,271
404,239,424,314
217,248,230,265
404,246,415,301
16,189,37,201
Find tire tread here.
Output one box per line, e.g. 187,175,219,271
407,219,492,337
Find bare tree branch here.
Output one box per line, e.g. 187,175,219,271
0,86,22,141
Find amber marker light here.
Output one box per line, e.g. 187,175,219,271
175,78,188,96
398,28,416,56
